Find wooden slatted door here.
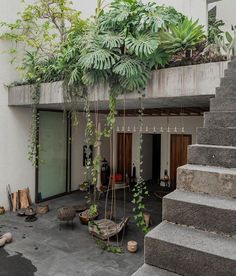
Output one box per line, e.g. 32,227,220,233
170,134,192,188
117,133,132,179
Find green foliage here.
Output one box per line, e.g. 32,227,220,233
132,94,149,234
160,18,205,56
216,26,236,58
208,14,224,44
96,240,124,255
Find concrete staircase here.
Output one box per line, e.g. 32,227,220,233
132,58,236,276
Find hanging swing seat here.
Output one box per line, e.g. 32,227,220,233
88,217,129,240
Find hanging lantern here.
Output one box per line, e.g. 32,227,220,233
133,126,136,132
160,126,164,132
116,126,120,132
174,127,177,132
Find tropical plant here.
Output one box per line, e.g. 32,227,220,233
216,26,236,58
160,18,205,57
208,14,225,44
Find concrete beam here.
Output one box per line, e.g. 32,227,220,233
8,61,228,109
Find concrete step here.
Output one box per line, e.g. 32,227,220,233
224,68,236,78
188,144,236,168
220,77,236,87
216,85,236,98
132,264,180,276
163,190,236,236
177,164,236,198
210,97,236,112
197,127,236,146
145,221,236,276
227,60,236,69
204,111,236,128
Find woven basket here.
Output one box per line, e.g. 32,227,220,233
57,207,76,221
36,204,49,214
0,207,5,215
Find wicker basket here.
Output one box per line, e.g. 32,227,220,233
0,207,5,215
57,207,76,222
36,204,49,214
79,209,98,225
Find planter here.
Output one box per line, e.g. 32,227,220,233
127,241,138,253
79,209,99,225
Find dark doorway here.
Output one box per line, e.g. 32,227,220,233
141,134,161,182
117,133,132,179
152,134,161,181
170,134,192,188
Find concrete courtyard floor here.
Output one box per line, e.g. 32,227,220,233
0,187,162,276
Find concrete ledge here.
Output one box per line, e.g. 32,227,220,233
8,61,228,108
177,164,236,198
145,222,236,276
163,190,236,236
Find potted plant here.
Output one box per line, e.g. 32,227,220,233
79,204,99,225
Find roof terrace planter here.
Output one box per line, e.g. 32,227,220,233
8,61,228,109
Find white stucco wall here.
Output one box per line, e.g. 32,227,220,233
0,0,34,209
214,0,236,33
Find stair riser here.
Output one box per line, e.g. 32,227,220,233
216,87,236,98
197,128,236,147
145,238,236,276
224,69,236,78
188,145,236,168
177,166,236,198
163,197,236,236
227,61,236,69
210,98,236,112
204,112,236,128
220,78,236,87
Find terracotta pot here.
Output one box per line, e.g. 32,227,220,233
127,240,138,253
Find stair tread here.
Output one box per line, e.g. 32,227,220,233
147,222,236,260
165,190,236,211
190,144,236,150
132,264,180,276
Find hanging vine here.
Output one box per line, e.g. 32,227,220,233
132,91,149,233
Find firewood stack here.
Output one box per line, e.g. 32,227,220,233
7,186,32,212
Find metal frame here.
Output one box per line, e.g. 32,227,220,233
35,109,72,203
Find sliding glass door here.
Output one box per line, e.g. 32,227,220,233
37,111,68,201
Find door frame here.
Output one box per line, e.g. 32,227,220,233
35,109,72,203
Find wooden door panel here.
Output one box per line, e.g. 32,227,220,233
117,133,132,179
170,134,192,188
